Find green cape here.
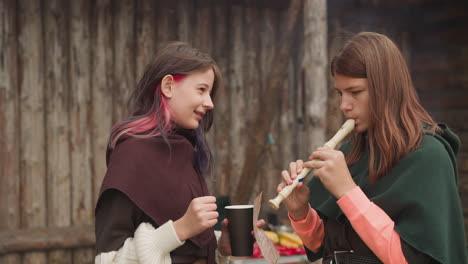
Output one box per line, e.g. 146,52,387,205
308,125,467,263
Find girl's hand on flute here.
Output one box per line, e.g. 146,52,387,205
278,160,310,221
174,196,219,241
307,147,357,199
217,218,266,256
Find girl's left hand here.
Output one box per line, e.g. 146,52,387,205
305,147,357,199
217,218,266,256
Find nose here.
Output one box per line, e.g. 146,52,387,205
203,94,214,109
340,95,352,112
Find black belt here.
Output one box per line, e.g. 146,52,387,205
325,250,382,264
171,255,207,264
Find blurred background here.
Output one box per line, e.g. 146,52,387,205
1,0,467,263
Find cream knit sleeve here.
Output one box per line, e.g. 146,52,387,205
95,221,184,264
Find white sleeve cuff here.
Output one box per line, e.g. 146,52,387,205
134,221,185,263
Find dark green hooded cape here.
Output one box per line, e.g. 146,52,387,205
307,125,467,263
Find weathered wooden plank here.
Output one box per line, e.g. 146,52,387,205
268,2,293,180
326,19,346,140
43,0,72,262
243,2,265,202
0,0,21,262
18,0,47,263
69,0,94,262
235,0,303,205
274,1,296,171
92,0,114,206
228,2,246,201
193,0,216,187
177,0,194,44
135,0,156,77
194,0,212,53
0,225,94,255
155,1,178,50
113,0,135,124
303,0,328,151
211,0,231,196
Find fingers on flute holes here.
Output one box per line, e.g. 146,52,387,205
289,162,297,179
281,170,293,184
296,160,303,173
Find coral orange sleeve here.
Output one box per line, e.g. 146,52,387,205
337,186,408,264
289,205,325,252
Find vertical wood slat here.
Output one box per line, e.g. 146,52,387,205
18,0,47,263
260,6,283,207
193,0,215,188
177,0,194,44
155,1,178,50
326,19,345,139
234,0,302,205
211,0,230,196
135,0,156,78
228,3,245,198
69,0,94,262
243,2,264,201
303,0,328,151
0,0,21,263
44,0,72,263
92,0,113,205
113,0,135,124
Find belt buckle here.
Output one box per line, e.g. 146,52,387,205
333,250,354,264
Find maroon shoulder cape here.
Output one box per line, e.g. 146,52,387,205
96,130,216,262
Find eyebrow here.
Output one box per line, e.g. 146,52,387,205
335,85,363,91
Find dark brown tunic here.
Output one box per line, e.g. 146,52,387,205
95,130,216,263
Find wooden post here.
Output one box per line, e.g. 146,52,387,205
0,0,21,263
44,0,72,263
18,0,47,263
303,0,328,153
70,0,94,262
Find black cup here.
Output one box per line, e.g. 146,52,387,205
225,205,254,257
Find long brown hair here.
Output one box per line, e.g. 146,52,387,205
331,32,439,182
109,41,222,175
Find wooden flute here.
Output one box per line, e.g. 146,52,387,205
268,119,355,210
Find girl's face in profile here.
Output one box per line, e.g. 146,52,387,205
334,73,370,133
166,69,215,130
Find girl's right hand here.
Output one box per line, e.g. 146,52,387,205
278,160,310,221
174,196,219,241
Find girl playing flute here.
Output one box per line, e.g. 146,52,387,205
279,32,467,264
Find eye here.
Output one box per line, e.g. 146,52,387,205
351,90,361,95
199,87,207,93
336,90,343,96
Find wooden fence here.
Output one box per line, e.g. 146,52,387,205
0,0,331,263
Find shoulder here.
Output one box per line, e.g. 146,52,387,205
394,134,457,184
111,134,192,159
413,134,450,159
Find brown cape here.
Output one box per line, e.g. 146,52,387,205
96,130,216,263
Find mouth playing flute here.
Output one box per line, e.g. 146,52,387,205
268,119,355,210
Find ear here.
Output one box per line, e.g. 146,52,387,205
161,74,174,98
